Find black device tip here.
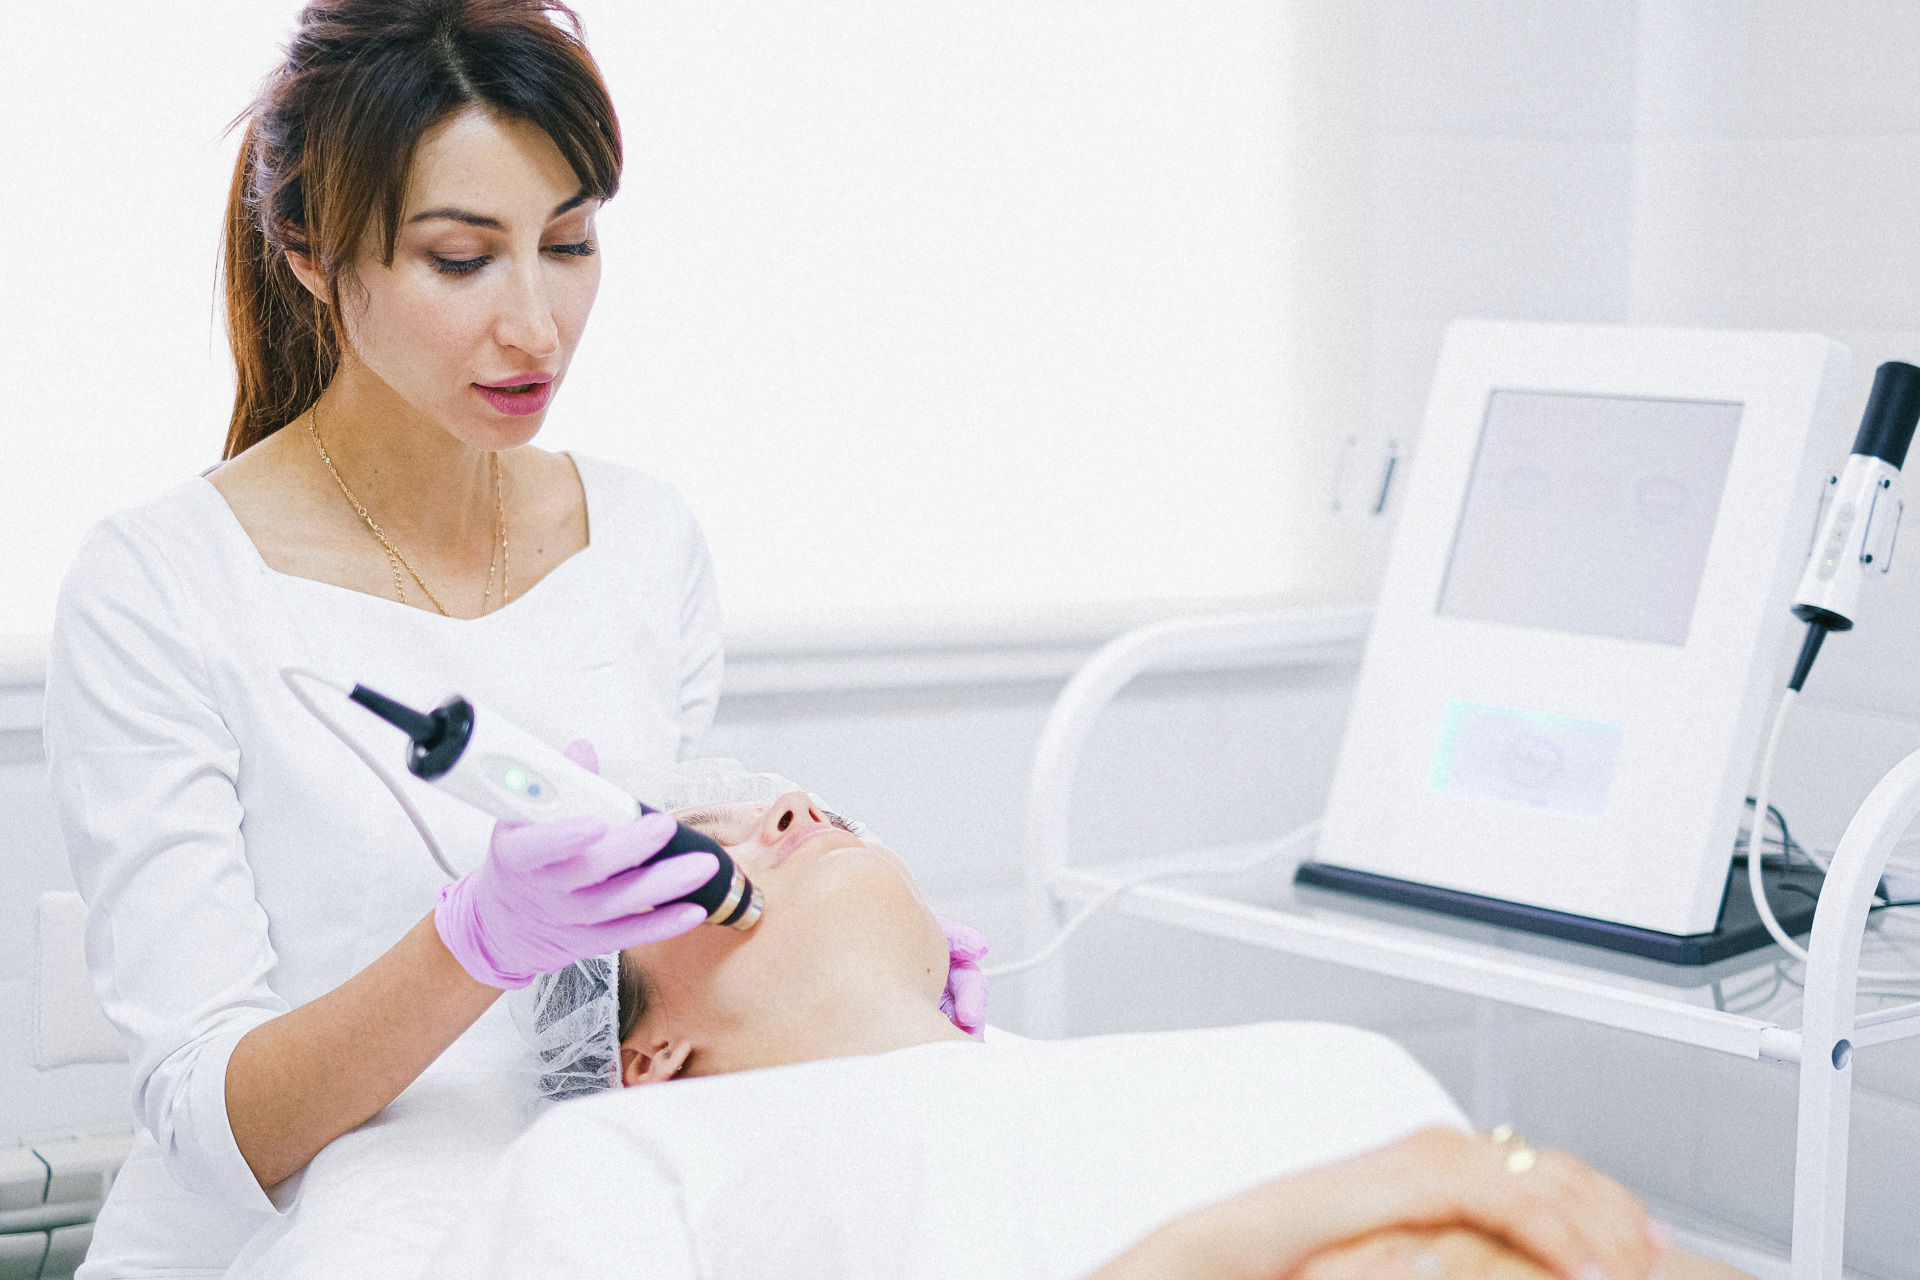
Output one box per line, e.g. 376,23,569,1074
1852,361,1920,471
349,684,438,744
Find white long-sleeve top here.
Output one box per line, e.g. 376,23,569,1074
44,454,732,1276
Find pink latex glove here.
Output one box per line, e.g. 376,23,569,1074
938,918,989,1040
434,740,715,989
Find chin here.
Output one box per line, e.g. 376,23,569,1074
447,410,546,453
798,844,932,916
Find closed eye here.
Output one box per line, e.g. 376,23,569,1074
671,803,765,846
433,254,490,277
546,240,596,259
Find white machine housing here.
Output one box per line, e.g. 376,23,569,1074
1319,321,1849,936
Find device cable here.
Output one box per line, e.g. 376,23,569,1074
984,817,1323,981
1746,641,1920,982
282,667,461,880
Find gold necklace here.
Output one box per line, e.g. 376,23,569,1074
307,407,510,617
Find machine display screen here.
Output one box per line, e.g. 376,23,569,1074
1437,390,1744,646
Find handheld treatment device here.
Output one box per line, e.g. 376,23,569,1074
1786,361,1920,688
281,668,761,929
1742,361,1920,975
349,684,762,930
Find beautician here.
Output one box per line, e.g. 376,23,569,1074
41,3,979,1275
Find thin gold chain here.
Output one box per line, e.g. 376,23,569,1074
307,406,508,617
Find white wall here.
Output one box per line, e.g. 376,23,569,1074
0,2,302,633
0,2,1378,635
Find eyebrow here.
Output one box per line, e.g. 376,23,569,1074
407,191,592,230
672,808,730,834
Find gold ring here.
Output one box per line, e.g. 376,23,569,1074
1486,1124,1535,1174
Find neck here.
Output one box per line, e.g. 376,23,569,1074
307,355,498,555
703,975,974,1077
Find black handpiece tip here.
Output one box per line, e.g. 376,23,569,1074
1853,361,1920,471
349,684,439,745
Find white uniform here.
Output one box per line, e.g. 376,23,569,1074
43,455,739,1278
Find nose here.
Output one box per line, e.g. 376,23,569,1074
758,791,826,843
493,257,560,360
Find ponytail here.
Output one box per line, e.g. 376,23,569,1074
222,120,339,460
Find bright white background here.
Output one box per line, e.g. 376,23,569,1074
0,2,1376,636
12,4,1920,1273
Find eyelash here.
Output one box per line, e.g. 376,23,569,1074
430,240,597,277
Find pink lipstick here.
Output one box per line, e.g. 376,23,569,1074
474,371,554,417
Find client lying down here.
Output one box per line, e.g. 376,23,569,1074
429,793,1736,1280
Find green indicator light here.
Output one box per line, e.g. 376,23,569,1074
503,767,527,791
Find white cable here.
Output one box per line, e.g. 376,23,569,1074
984,817,1323,981
1747,688,1920,983
281,667,460,880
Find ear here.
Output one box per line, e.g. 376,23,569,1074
281,243,328,302
620,1034,693,1087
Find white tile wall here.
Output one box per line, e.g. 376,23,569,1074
1376,0,1638,140
1630,136,1920,330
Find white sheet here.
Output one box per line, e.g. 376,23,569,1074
221,1003,536,1280
426,1021,1468,1280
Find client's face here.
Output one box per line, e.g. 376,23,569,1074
618,792,952,1084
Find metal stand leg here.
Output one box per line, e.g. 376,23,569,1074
1471,999,1515,1131
1023,889,1070,1039
1782,746,1920,1275
1790,1032,1852,1279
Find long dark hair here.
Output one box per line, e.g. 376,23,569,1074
222,0,622,459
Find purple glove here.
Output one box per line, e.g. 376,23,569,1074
434,740,716,989
938,918,989,1040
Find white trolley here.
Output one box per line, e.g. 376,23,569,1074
1021,605,1920,1280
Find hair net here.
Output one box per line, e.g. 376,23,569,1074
504,761,874,1105
509,953,624,1103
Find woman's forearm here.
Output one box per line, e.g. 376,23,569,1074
1086,1173,1332,1280
225,912,500,1190
1087,1128,1663,1280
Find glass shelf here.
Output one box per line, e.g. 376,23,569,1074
1048,839,1920,1059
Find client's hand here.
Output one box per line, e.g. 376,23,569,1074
1297,1226,1750,1280
1089,1128,1670,1280
938,918,990,1038
1296,1226,1555,1280
433,739,716,989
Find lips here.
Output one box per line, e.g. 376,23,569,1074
474,373,555,417
770,822,849,868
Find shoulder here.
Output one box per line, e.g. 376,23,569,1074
570,453,694,519
47,477,246,712
568,453,705,554
60,477,240,611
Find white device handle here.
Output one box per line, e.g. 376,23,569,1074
1793,454,1903,627
434,710,641,827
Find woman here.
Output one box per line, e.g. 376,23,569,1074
43,5,975,1275
429,794,1723,1280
